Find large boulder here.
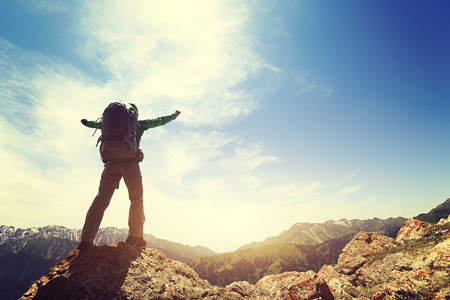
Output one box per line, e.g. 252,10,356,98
396,219,431,242
20,242,213,300
337,231,396,277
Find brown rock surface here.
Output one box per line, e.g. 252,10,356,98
336,231,396,278
20,242,334,300
20,242,213,300
395,219,431,243
329,217,450,299
255,271,334,300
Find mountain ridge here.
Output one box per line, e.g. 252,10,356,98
238,216,407,251
187,234,354,286
0,225,217,262
415,197,450,223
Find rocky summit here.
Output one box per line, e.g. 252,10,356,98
20,242,334,300
20,215,450,299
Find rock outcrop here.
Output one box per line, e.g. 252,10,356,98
320,215,450,299
20,242,334,300
395,219,431,242
336,231,396,279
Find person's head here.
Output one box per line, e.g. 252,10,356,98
130,103,138,118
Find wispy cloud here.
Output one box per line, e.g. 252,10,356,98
346,168,362,178
332,185,362,198
292,72,334,96
19,0,72,13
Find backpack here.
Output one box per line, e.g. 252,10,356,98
96,102,142,163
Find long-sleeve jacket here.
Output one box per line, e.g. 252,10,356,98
83,113,178,145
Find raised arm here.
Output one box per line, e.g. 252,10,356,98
81,119,101,129
138,111,180,130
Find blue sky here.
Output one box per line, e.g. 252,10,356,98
1,0,449,253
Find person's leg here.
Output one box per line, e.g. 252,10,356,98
120,161,146,245
79,163,122,246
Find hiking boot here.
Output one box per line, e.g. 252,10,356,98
126,236,147,247
77,241,94,252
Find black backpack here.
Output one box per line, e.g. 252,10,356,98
96,102,141,163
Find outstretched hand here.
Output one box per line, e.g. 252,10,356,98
175,110,181,115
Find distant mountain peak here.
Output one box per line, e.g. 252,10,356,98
239,216,407,251
0,224,216,262
415,198,450,224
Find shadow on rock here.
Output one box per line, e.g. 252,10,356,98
23,242,143,300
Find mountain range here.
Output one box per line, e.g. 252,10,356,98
238,216,407,250
185,199,450,288
187,234,354,286
0,225,216,262
187,217,408,287
2,198,449,299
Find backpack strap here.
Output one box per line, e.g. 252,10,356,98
91,117,102,137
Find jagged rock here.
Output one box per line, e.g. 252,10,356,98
396,219,431,242
20,242,213,300
225,281,256,297
327,219,450,299
20,242,334,300
255,271,334,300
336,231,396,277
318,265,353,297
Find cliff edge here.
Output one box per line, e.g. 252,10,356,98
20,242,333,300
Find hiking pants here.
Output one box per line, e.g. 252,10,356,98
80,160,145,243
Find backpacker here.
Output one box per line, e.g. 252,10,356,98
96,102,141,163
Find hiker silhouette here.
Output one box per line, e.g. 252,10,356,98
77,102,180,251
